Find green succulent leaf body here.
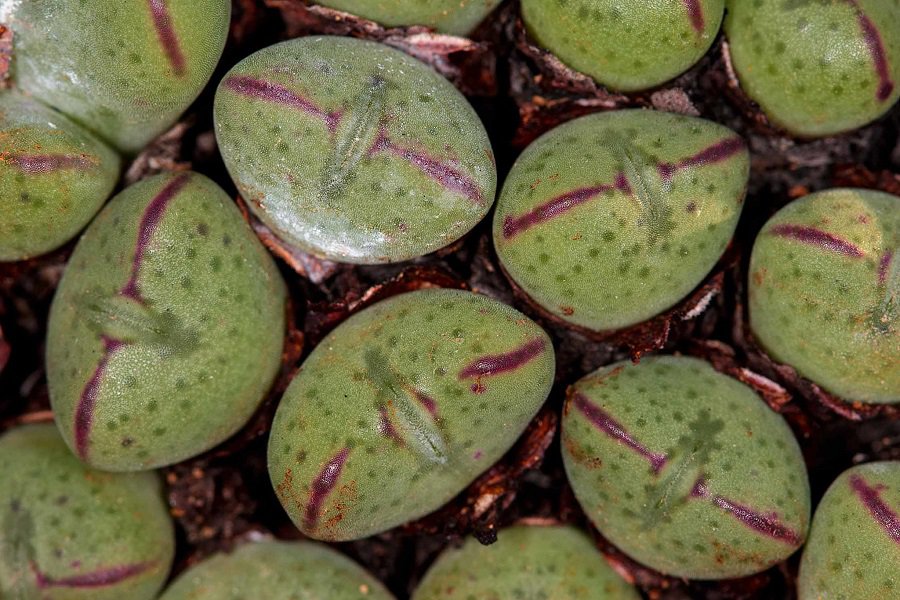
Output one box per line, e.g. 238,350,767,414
0,424,174,600
798,461,900,599
725,0,900,137
413,524,641,599
522,0,724,91
493,109,748,332
0,91,121,261
268,289,555,541
159,540,394,599
214,36,497,264
562,356,811,579
46,171,287,471
3,0,230,153
313,0,502,36
749,188,900,403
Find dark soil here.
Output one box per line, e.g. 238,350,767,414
1,1,898,598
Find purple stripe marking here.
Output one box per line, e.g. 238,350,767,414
304,447,350,530
34,561,156,589
847,0,895,101
691,478,802,545
5,154,96,174
120,173,191,300
769,224,865,258
878,250,894,285
222,75,342,132
147,0,186,77
458,338,547,380
658,138,746,181
850,474,900,545
73,336,125,460
377,406,403,443
502,173,630,239
404,386,439,417
683,0,705,33
571,393,667,474
370,129,485,205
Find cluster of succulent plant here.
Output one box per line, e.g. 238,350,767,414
214,35,497,264
268,288,555,540
562,356,811,579
0,424,174,599
314,0,503,36
159,540,395,599
0,0,230,262
749,188,899,403
798,461,900,599
46,171,287,471
493,109,749,332
0,2,898,599
725,0,900,137
522,0,725,91
413,524,640,599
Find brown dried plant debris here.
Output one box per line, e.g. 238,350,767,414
263,0,497,96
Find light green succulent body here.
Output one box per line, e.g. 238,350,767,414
0,424,174,600
0,91,120,261
159,540,394,600
725,0,900,137
562,356,810,579
47,172,286,471
314,0,502,35
4,0,230,153
214,36,496,264
749,188,900,404
493,110,748,332
521,0,724,91
413,524,640,599
798,461,900,599
268,289,554,541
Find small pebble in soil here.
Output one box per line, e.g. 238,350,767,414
493,109,749,332
268,288,555,541
158,539,395,599
749,188,899,404
725,0,900,137
798,461,900,600
412,523,641,599
313,0,503,36
1,0,230,153
521,0,724,92
0,424,174,600
0,91,120,262
214,36,497,264
562,355,810,579
46,171,286,471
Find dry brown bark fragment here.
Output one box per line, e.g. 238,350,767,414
263,1,497,96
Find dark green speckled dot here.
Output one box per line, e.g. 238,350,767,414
158,540,393,599
522,0,724,91
725,0,900,137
